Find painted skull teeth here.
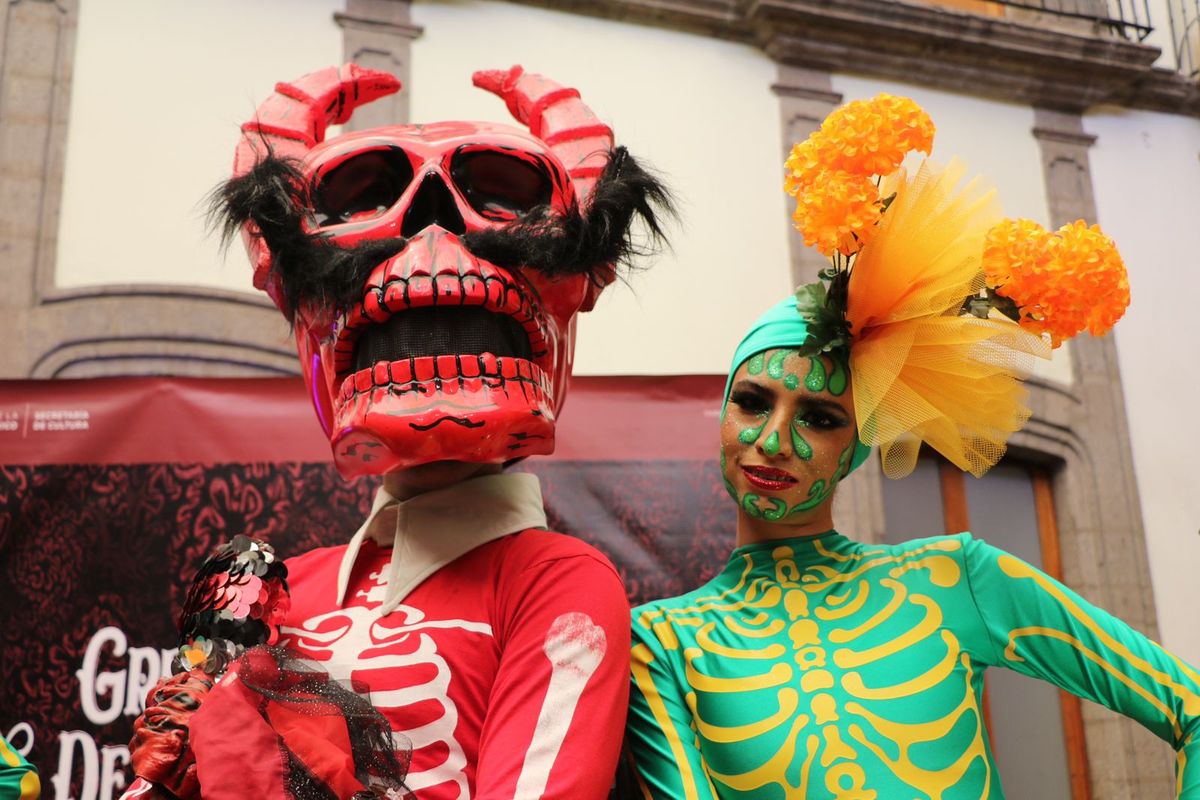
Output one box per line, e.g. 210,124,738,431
332,252,551,386
339,354,551,405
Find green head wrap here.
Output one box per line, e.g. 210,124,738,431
724,295,872,474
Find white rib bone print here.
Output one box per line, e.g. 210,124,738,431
280,569,491,798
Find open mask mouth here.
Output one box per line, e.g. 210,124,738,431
332,263,553,404
353,306,534,367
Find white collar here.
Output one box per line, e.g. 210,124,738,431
335,471,547,615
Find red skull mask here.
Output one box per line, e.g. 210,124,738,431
219,64,668,477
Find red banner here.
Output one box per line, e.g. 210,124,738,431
0,376,732,799
0,375,724,465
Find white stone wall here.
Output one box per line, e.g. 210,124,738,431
1087,106,1200,662
55,0,344,294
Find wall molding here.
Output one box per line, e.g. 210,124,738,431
506,0,1200,117
0,0,296,379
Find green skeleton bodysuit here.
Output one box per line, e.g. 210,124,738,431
628,530,1200,799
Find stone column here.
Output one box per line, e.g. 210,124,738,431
0,0,78,376
1030,107,1173,798
770,65,842,287
335,0,423,130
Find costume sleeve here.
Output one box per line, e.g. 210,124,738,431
0,735,40,800
964,536,1200,797
626,618,718,800
472,551,631,800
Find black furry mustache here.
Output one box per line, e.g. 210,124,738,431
209,148,674,323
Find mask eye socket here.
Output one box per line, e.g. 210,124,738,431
451,150,552,222
312,149,414,228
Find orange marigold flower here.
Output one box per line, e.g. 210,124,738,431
791,170,882,257
784,94,935,193
982,218,1129,348
982,218,1052,289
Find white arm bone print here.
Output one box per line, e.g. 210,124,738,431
512,612,608,798
280,570,492,799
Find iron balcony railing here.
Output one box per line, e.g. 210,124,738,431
979,0,1198,77
1165,0,1200,76
985,0,1154,40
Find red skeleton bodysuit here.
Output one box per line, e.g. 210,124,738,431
124,63,669,800
281,474,628,798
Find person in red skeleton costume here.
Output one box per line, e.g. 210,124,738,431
124,64,672,800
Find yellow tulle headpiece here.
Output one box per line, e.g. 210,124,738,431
784,95,1129,479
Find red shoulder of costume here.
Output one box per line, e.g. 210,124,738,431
283,542,347,573
491,527,622,580
280,543,354,609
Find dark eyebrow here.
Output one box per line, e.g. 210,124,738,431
799,398,852,418
731,379,774,398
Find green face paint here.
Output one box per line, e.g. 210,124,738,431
733,431,859,522
721,449,738,501
766,350,791,380
804,357,828,392
726,348,858,522
738,420,766,445
828,352,849,397
790,424,814,461
741,493,787,521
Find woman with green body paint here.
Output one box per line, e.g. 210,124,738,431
625,296,1200,800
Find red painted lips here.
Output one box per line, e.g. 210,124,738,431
741,464,799,491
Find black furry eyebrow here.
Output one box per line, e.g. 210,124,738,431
461,145,675,282
207,155,407,324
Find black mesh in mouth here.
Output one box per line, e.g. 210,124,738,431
353,306,533,372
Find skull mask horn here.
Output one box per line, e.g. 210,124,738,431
231,64,402,306
472,66,618,310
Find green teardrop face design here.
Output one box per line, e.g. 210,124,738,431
804,358,827,392
828,353,849,397
790,424,814,461
798,353,850,396
746,353,765,376
766,350,790,380
738,420,766,445
762,430,781,457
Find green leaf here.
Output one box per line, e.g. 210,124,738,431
794,279,852,356
794,281,828,319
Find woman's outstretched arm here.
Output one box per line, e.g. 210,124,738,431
964,536,1200,797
